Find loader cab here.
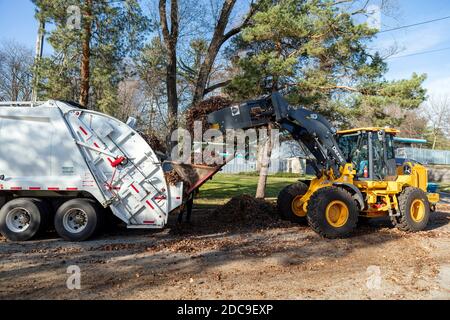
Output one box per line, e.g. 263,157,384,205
337,128,399,181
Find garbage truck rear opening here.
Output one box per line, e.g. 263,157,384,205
0,100,186,241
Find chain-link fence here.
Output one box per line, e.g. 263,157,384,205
396,148,450,165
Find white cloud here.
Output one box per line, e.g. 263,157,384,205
425,77,450,98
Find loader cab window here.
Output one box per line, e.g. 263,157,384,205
370,131,397,180
386,133,395,160
384,133,397,178
337,132,369,179
371,132,385,180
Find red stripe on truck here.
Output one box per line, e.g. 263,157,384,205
29,187,41,190
66,188,78,191
48,187,60,191
131,184,139,193
79,126,88,136
146,200,154,210
143,221,155,224
93,142,100,148
11,187,22,190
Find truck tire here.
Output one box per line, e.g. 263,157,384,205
54,199,101,242
34,199,51,233
392,187,430,232
307,187,359,239
277,182,309,223
0,198,46,241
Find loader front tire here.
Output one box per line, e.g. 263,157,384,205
393,187,430,232
0,198,46,241
54,199,101,242
307,187,359,239
277,182,309,223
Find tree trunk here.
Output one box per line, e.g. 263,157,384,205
432,131,437,150
191,0,236,106
191,0,259,106
166,45,178,138
255,124,273,199
79,0,92,107
159,0,179,150
32,18,45,103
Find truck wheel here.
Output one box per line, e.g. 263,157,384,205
307,187,359,239
34,199,51,233
393,187,430,232
0,198,45,241
54,199,101,241
277,182,309,223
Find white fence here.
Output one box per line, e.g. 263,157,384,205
396,148,450,165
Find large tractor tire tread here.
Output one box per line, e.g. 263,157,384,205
307,187,359,239
394,187,430,232
277,182,309,223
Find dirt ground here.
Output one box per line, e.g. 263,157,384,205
1,199,449,300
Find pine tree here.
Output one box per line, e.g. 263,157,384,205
226,0,427,127
32,0,149,114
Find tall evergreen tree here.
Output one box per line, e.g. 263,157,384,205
32,0,149,114
226,0,427,127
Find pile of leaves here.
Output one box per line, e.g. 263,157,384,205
141,130,166,155
212,194,281,225
185,96,232,136
165,170,185,187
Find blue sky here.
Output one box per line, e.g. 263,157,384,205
1,0,449,98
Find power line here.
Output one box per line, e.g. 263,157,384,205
387,46,450,60
379,15,450,33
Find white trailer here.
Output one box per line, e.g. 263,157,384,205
0,100,186,241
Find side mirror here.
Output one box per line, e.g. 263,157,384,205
126,117,137,129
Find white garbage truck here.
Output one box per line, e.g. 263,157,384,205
0,100,222,242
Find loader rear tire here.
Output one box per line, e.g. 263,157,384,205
0,198,47,241
277,182,309,223
393,187,430,232
54,199,101,242
307,187,359,239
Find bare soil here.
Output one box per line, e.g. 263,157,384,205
0,202,449,300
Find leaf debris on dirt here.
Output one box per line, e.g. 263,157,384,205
211,194,289,227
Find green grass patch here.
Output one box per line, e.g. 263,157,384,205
440,183,450,193
195,173,305,206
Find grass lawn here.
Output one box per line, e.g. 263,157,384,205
195,173,305,206
440,183,450,193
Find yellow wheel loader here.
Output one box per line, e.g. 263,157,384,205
208,93,440,238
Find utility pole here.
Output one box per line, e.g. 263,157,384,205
32,17,45,103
